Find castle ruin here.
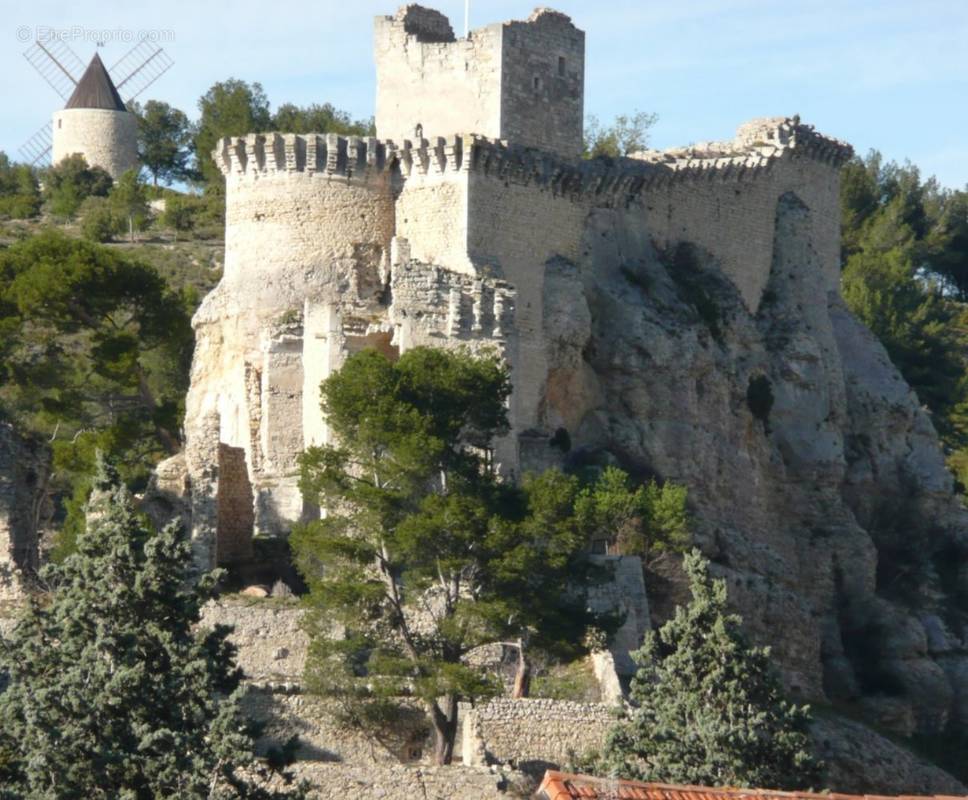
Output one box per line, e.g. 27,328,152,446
184,4,852,574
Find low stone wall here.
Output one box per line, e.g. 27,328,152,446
462,698,616,769
280,763,534,799
200,598,307,682
242,687,401,765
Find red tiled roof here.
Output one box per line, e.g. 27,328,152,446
534,771,968,800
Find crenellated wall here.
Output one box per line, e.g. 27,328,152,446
186,117,851,566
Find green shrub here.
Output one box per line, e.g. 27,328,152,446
43,154,113,218
79,197,117,242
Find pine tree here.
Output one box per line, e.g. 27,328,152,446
0,457,302,799
292,347,622,764
597,549,820,790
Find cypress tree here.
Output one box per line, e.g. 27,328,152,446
598,549,821,790
0,457,302,799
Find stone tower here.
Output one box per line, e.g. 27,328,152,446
51,53,138,179
374,5,585,157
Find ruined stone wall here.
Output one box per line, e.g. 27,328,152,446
395,170,472,272
374,6,583,159
200,599,308,682
642,154,842,312
279,763,529,799
465,169,588,447
51,108,137,179
186,135,397,562
462,698,614,768
374,7,503,146
500,9,584,158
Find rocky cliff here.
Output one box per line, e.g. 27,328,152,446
537,193,968,791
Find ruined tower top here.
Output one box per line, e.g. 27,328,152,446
374,5,585,158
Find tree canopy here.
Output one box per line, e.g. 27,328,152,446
584,111,658,158
270,103,373,137
593,549,820,789
291,347,635,764
0,231,193,554
134,99,196,186
0,459,303,798
0,152,41,220
839,151,968,484
43,153,113,218
194,79,272,186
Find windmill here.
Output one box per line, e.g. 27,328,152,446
18,37,173,176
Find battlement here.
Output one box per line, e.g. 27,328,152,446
214,117,852,205
213,133,396,181
632,116,853,171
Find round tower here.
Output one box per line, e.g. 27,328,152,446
184,133,399,568
51,53,138,179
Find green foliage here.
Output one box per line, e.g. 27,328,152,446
0,231,193,552
292,347,618,764
839,151,968,467
531,658,601,703
43,154,113,218
161,193,206,238
574,465,689,559
271,102,374,136
593,550,821,789
80,195,117,243
584,111,658,159
0,153,41,220
194,79,272,185
109,169,152,241
133,99,196,186
0,461,304,798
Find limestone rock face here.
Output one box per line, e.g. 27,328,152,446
535,192,968,769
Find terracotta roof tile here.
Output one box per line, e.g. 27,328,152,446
534,772,968,800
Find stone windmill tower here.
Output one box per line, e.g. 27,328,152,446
19,40,173,178
52,53,136,178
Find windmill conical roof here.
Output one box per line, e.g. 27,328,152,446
64,53,127,111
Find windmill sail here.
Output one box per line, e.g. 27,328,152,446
22,40,85,100
110,40,174,103
18,122,52,167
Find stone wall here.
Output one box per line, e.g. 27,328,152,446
462,698,614,769
51,108,138,179
587,556,650,676
499,9,584,158
374,6,583,158
200,599,308,682
279,763,531,799
374,7,504,147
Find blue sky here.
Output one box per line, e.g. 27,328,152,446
2,0,966,188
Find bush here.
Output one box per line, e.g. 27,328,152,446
43,154,113,218
162,193,204,238
79,196,117,242
0,154,42,219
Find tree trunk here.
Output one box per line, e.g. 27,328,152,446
428,694,459,765
511,637,531,699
